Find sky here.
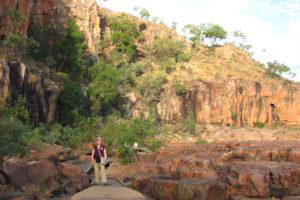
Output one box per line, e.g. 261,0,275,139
97,0,300,81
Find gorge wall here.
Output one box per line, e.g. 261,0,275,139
0,60,61,124
158,79,300,127
0,0,183,53
1,0,300,127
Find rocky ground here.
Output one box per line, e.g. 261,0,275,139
0,145,90,200
119,141,300,200
2,127,300,200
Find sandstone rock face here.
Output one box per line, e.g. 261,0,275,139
0,0,183,53
0,0,101,52
132,141,300,200
158,79,300,127
0,60,61,123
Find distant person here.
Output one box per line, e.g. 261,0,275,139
133,142,140,161
124,142,130,150
91,137,110,185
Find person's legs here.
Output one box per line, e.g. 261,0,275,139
94,162,100,184
100,164,107,183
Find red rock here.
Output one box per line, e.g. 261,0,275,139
132,176,153,194
3,158,60,198
288,147,300,163
58,163,89,189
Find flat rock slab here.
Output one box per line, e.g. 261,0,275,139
71,185,148,200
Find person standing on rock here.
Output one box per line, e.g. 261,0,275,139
91,137,110,185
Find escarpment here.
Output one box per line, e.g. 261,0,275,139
1,0,300,127
157,79,300,126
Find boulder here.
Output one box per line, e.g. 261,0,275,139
58,163,89,189
223,161,275,197
3,158,60,198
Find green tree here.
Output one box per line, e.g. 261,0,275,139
0,118,29,160
231,30,252,53
27,24,60,65
0,96,30,124
58,80,90,126
140,8,150,19
133,6,140,11
171,21,178,30
2,9,27,61
54,19,87,80
88,62,123,115
2,34,27,61
4,8,26,34
152,17,158,24
182,24,206,47
265,60,292,78
203,24,227,46
110,14,140,62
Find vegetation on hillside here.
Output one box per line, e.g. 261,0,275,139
0,8,297,164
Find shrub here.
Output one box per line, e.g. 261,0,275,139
58,80,90,126
2,33,27,61
253,121,265,128
159,57,176,73
110,14,140,61
151,38,187,61
0,118,29,160
117,133,140,165
119,62,144,87
178,51,192,62
195,137,207,145
147,138,165,152
173,81,186,96
138,71,167,97
0,96,30,124
182,111,197,134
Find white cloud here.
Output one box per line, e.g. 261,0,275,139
98,0,300,81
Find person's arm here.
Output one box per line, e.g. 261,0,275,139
104,148,107,160
91,148,95,165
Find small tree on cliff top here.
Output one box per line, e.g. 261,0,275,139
182,24,206,47
265,60,294,78
140,8,150,20
203,23,227,46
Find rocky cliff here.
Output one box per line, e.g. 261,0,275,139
0,60,61,123
0,0,183,53
0,0,100,52
158,79,300,126
1,0,300,127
